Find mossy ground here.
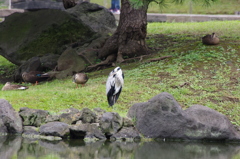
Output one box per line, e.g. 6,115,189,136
0,21,239,127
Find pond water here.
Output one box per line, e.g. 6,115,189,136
2,135,240,159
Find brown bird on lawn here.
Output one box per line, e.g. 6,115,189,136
22,71,50,85
72,73,88,88
202,33,220,45
1,82,28,91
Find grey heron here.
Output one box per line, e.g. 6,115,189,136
106,67,124,106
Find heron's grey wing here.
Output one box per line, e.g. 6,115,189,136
106,75,115,94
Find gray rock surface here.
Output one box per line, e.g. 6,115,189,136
23,126,39,135
128,92,190,138
45,114,60,123
54,35,109,79
54,48,92,79
79,108,97,123
59,108,81,124
40,121,70,138
0,99,23,134
13,57,42,83
70,121,106,140
93,107,106,123
66,2,116,34
111,127,140,141
13,55,59,82
184,105,240,141
0,9,94,65
19,107,49,127
123,117,134,127
0,2,116,80
128,92,240,141
0,3,116,65
100,112,123,136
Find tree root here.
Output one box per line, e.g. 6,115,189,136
77,49,99,65
121,55,149,63
86,54,117,71
147,55,172,62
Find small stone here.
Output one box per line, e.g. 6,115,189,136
39,122,70,138
19,107,49,127
99,112,123,136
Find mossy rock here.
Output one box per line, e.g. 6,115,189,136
0,3,116,66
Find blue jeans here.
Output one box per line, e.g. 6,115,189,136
111,0,120,10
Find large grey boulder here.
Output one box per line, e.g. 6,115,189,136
0,120,7,134
0,9,94,65
0,2,116,66
0,99,23,134
184,105,240,141
128,92,190,138
19,107,49,127
128,92,240,141
66,2,116,34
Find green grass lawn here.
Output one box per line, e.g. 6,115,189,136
0,56,17,79
91,0,240,14
0,21,240,127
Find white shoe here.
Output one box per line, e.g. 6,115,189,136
114,9,120,14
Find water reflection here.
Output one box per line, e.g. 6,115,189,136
1,135,240,159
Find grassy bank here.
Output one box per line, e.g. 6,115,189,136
0,0,239,14
91,0,240,14
0,21,240,126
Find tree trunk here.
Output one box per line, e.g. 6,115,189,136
98,0,150,63
62,0,76,9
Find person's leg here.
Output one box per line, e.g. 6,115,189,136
111,0,117,10
110,0,120,13
115,0,120,10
